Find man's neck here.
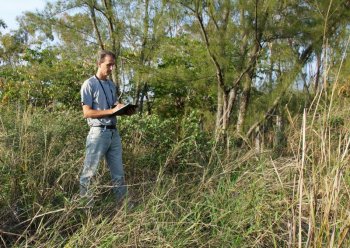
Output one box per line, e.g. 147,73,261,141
95,72,107,81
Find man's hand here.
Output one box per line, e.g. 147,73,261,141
111,103,124,116
112,103,137,116
114,103,125,111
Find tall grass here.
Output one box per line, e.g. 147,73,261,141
1,92,350,247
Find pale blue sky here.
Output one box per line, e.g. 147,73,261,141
1,0,49,32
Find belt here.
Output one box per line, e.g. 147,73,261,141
92,125,116,129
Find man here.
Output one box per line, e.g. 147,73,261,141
79,50,134,206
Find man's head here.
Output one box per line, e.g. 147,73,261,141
96,50,116,79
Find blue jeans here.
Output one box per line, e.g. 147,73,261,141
80,127,127,202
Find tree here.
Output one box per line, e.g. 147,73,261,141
177,0,271,139
2,0,350,147
173,0,350,145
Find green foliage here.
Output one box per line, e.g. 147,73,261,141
149,35,216,118
329,116,345,129
0,44,93,107
1,0,350,134
119,110,212,170
119,114,176,167
0,32,27,64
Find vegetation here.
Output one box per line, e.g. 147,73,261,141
1,0,350,247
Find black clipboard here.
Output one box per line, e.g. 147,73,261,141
111,104,138,116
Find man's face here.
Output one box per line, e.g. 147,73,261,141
98,55,115,77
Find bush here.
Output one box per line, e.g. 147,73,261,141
119,110,212,171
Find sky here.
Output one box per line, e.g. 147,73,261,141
0,0,49,32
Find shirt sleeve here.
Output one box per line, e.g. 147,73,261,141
81,80,93,107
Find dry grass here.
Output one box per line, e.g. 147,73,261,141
1,89,350,247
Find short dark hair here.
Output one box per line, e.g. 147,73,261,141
97,50,116,64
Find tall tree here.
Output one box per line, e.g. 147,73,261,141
175,0,350,142
178,0,269,139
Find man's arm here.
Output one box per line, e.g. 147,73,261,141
82,104,124,118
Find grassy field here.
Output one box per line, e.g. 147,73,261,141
1,96,350,247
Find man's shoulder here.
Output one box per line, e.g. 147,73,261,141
85,76,98,84
82,76,98,88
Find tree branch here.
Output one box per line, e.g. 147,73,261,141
84,1,104,50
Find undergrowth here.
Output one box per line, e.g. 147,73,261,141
1,96,350,247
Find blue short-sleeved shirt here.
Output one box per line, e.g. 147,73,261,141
81,76,117,127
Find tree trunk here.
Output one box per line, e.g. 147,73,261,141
135,0,150,111
255,125,261,152
139,82,150,114
215,86,224,137
87,2,104,50
195,10,226,137
235,1,266,134
274,111,285,153
236,76,251,133
222,87,238,131
103,0,121,99
236,35,262,134
314,52,321,93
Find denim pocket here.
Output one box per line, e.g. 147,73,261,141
88,128,107,139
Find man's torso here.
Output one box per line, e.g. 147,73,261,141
81,76,117,127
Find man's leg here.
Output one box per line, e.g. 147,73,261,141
105,130,127,202
80,128,110,198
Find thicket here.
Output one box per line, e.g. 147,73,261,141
1,91,350,247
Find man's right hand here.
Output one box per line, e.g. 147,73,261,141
112,103,125,115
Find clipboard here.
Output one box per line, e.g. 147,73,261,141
112,104,138,116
